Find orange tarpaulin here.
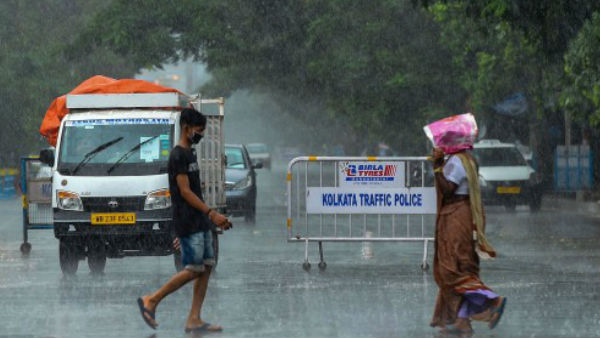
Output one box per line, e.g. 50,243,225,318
40,75,181,146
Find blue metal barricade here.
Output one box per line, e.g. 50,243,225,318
20,157,53,255
0,168,18,199
554,145,594,192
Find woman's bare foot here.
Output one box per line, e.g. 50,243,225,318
471,308,493,321
446,318,473,335
488,296,507,329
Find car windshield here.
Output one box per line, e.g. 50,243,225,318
225,147,247,169
57,118,174,176
473,147,527,167
246,144,267,153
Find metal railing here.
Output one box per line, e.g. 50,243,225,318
285,156,437,271
20,157,53,255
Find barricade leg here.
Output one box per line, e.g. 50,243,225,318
421,239,430,271
302,239,311,271
318,241,326,271
20,198,31,255
20,158,32,256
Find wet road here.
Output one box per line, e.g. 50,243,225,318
1,161,600,338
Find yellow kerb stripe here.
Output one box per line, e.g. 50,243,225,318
367,156,377,161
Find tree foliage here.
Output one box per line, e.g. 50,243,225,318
0,0,137,165
73,0,466,153
429,2,539,115
562,12,600,126
4,0,600,163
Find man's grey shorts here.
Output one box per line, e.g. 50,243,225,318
180,230,215,272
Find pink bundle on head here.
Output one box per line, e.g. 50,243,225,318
423,113,478,154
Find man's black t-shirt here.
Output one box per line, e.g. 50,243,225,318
168,145,210,237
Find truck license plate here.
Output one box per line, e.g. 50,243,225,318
91,213,136,225
496,186,521,194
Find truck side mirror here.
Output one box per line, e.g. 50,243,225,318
253,162,263,170
39,149,55,167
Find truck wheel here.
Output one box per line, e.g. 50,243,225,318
59,239,79,275
87,239,106,274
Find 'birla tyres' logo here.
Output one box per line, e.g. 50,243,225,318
344,164,397,182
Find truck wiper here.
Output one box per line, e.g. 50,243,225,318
107,135,160,175
72,137,124,175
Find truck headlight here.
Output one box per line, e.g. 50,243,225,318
57,191,83,211
233,175,252,190
144,189,171,210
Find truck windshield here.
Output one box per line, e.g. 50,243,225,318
57,118,174,176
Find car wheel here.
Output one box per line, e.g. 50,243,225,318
529,193,542,212
245,202,256,224
245,210,256,223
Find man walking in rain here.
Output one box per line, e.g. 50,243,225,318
425,114,507,334
137,108,232,333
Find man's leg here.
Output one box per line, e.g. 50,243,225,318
140,269,199,326
186,266,222,330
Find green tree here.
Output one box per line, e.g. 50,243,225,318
420,0,600,181
73,0,465,154
562,12,600,126
0,0,136,166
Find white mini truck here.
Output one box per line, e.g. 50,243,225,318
39,93,226,275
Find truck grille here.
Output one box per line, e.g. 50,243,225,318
81,196,146,212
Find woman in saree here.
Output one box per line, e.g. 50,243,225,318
429,147,507,334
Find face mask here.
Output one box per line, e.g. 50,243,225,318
189,131,203,144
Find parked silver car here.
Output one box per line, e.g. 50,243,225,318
225,144,262,223
473,139,542,211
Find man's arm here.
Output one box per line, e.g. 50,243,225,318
176,173,231,229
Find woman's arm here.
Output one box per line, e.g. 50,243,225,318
434,169,458,197
432,148,458,197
